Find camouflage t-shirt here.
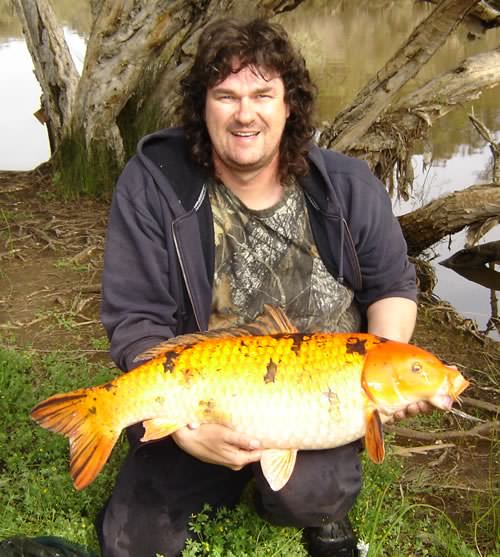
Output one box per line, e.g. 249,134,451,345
208,178,361,333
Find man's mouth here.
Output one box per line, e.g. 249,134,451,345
231,130,260,137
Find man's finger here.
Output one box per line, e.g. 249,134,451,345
225,430,261,451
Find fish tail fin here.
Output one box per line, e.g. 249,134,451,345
31,390,120,490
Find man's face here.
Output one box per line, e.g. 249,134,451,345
204,64,289,180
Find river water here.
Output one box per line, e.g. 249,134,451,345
1,0,499,337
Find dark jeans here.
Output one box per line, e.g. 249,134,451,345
96,438,362,557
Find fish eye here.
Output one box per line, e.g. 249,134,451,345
411,362,423,374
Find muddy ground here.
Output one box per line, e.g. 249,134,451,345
1,168,498,552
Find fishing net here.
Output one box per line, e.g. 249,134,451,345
0,537,97,557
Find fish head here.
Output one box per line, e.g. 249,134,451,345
362,340,469,414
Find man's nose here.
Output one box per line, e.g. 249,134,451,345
234,97,255,124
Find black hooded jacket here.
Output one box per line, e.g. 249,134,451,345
101,127,416,372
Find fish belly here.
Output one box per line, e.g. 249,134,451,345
186,366,367,451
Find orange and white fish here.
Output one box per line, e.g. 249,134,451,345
31,306,469,491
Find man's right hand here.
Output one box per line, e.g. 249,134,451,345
171,423,263,470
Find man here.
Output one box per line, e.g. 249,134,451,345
97,17,422,557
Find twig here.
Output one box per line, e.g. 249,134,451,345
418,484,496,494
385,420,499,441
68,245,97,264
392,443,455,456
73,284,101,294
461,396,500,414
73,319,100,327
0,249,21,259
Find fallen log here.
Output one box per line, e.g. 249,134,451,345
440,240,500,290
398,184,500,256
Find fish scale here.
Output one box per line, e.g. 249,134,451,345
30,305,469,491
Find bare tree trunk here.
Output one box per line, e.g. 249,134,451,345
71,0,193,166
12,0,79,151
441,240,500,267
399,184,500,255
318,0,481,153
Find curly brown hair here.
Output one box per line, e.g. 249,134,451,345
179,17,317,180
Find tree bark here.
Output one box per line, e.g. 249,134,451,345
12,0,79,151
71,0,192,166
398,184,500,255
318,0,481,153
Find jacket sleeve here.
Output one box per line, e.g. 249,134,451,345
100,159,179,371
342,163,417,312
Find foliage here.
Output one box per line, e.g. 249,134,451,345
0,347,122,553
181,497,308,557
180,439,498,557
352,448,481,557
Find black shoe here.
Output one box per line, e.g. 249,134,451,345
303,517,359,557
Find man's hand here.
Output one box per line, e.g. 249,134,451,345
171,423,263,470
391,401,433,422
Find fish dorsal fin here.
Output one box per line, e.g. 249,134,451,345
260,448,298,491
135,304,298,362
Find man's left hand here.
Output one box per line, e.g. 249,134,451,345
391,401,433,422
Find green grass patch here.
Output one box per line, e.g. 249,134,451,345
181,498,308,557
0,347,122,554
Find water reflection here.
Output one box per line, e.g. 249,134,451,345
279,0,500,138
1,0,499,336
0,0,91,39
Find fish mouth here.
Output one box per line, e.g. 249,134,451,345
430,375,470,410
430,394,455,411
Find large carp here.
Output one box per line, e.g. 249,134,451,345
31,306,469,491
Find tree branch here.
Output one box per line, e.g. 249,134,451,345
338,47,500,196
318,0,481,153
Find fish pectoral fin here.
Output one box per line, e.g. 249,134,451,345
364,409,385,463
260,449,298,491
140,418,183,442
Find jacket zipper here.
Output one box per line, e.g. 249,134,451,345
172,220,203,332
342,219,363,290
304,192,363,290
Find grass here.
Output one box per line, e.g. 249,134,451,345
0,345,497,556
0,347,121,554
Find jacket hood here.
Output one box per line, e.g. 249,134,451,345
137,127,210,216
